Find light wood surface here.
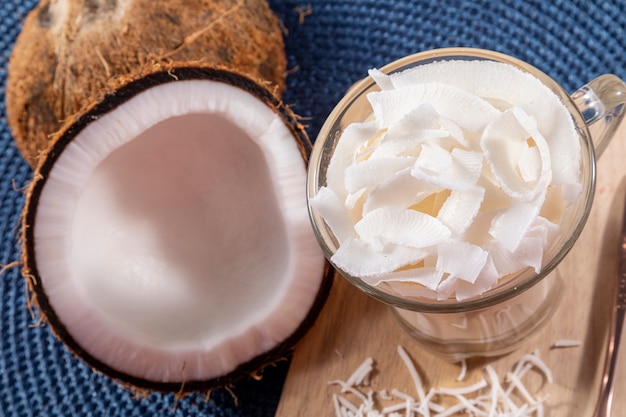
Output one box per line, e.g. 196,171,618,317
275,122,626,416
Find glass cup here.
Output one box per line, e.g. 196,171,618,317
307,48,626,361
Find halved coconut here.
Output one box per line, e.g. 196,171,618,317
21,64,332,392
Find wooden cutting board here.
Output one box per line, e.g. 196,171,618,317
275,121,626,416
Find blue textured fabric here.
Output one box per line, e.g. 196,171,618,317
0,1,625,416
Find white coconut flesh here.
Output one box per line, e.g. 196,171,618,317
32,79,326,384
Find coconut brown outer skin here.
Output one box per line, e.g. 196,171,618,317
6,0,287,167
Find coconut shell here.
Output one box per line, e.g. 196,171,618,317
6,0,287,167
21,64,334,393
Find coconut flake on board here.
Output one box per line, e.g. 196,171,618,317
551,339,582,349
329,346,555,417
313,59,581,300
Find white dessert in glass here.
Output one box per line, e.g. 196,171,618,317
307,48,625,359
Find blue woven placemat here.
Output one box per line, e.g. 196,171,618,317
1,1,625,416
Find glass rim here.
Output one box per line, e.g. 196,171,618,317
307,47,597,313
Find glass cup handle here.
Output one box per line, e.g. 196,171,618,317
571,74,626,158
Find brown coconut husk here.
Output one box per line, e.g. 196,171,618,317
6,0,287,167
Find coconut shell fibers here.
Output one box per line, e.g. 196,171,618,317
6,0,287,167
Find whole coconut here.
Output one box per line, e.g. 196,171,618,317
6,0,287,167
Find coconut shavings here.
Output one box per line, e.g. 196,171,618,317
329,347,554,417
550,339,581,349
311,59,581,300
456,359,468,382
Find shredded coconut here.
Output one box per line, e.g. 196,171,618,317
551,339,581,349
456,358,468,382
328,346,555,417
